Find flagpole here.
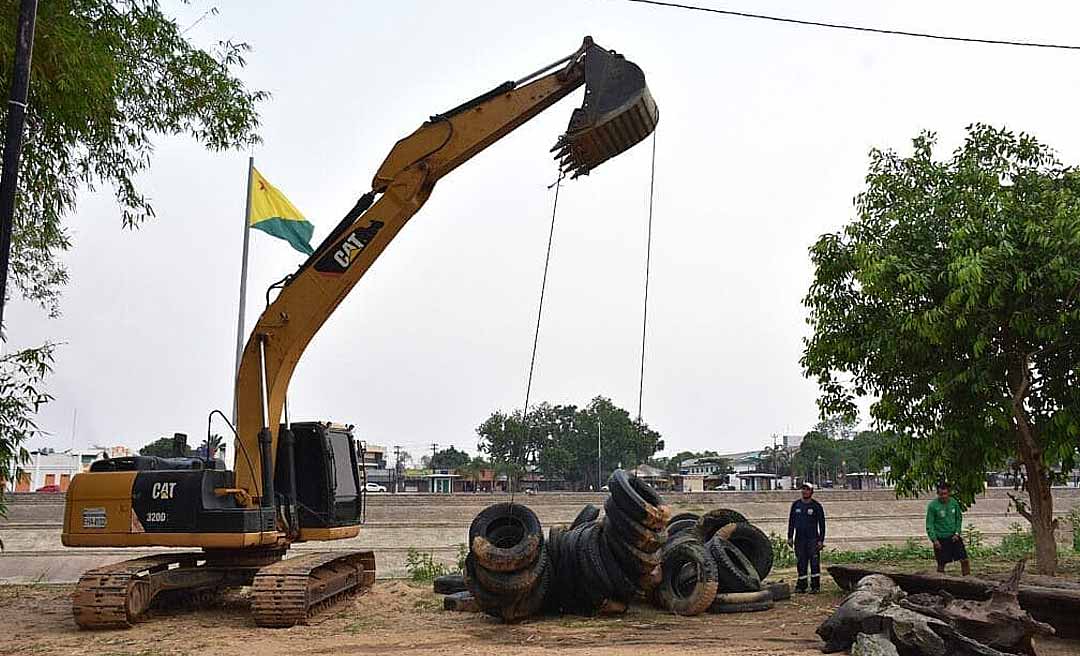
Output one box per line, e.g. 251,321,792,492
232,156,254,425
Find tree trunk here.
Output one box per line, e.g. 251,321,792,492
1018,444,1057,575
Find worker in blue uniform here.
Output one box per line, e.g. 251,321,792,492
787,482,826,593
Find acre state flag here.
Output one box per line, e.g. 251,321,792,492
248,167,314,255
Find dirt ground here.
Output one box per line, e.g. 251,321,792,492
3,569,1078,656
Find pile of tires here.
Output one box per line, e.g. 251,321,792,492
661,508,778,614
463,502,551,622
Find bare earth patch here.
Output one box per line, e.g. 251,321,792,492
1,569,1076,656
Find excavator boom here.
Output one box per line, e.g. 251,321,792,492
233,37,658,499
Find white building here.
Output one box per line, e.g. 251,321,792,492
8,448,109,493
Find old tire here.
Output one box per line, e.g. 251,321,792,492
697,508,747,542
603,497,666,551
576,523,615,605
598,525,640,600
716,522,774,580
609,469,668,530
710,599,774,613
708,537,761,593
765,580,791,601
433,573,467,595
657,540,718,616
667,512,700,526
571,504,600,529
474,547,549,595
607,522,662,575
667,518,699,538
470,503,543,573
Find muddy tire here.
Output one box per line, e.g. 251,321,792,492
433,573,467,595
697,508,747,542
571,504,600,529
710,588,774,613
603,497,666,551
470,503,543,573
607,523,662,575
765,580,792,601
473,547,549,595
656,539,718,616
708,537,761,593
609,469,668,530
716,522,773,580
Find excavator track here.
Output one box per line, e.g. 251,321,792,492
72,552,208,629
251,550,376,627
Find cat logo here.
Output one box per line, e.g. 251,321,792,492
314,220,385,274
152,482,177,500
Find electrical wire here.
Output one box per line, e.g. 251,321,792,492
621,0,1080,51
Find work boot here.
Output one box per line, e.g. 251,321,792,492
961,560,971,577
795,583,807,594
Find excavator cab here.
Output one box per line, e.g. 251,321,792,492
554,38,659,178
275,422,363,534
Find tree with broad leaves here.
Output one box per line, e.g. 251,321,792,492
802,124,1080,574
0,1,264,517
430,446,469,471
0,345,53,514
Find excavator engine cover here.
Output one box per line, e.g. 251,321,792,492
555,43,659,178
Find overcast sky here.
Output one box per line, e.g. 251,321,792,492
11,1,1080,462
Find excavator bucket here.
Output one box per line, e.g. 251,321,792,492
554,41,659,178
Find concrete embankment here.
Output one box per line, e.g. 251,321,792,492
2,488,1077,582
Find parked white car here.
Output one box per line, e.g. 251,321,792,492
364,482,387,493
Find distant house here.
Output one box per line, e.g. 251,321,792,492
628,464,672,491
673,474,704,492
7,448,109,492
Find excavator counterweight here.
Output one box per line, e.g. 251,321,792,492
554,41,659,178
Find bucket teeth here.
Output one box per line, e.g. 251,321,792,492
555,43,658,178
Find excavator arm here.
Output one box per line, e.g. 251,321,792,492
233,36,658,501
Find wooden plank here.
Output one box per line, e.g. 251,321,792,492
827,565,1080,639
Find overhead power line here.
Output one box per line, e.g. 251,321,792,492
622,0,1080,51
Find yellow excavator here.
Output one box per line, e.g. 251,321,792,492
60,36,658,628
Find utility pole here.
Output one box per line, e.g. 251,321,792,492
430,443,438,470
0,0,38,330
597,415,602,491
393,445,401,494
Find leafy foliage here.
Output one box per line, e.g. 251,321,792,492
792,430,893,483
430,445,469,471
139,434,193,458
0,1,266,314
0,344,55,515
802,125,1080,573
405,548,449,582
476,396,662,489
769,531,796,568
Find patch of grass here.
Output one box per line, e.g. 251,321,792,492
342,617,383,634
821,524,1072,566
405,548,449,582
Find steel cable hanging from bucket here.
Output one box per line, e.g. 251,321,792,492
637,130,657,421
512,171,564,504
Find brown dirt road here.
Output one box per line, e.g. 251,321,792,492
3,576,1077,656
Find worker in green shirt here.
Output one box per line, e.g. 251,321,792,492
926,482,970,576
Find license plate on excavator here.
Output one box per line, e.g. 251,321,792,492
554,43,659,178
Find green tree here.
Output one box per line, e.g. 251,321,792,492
802,125,1080,574
0,2,264,514
665,450,698,474
476,396,663,489
0,345,54,515
792,432,842,484
140,434,193,458
430,446,470,471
